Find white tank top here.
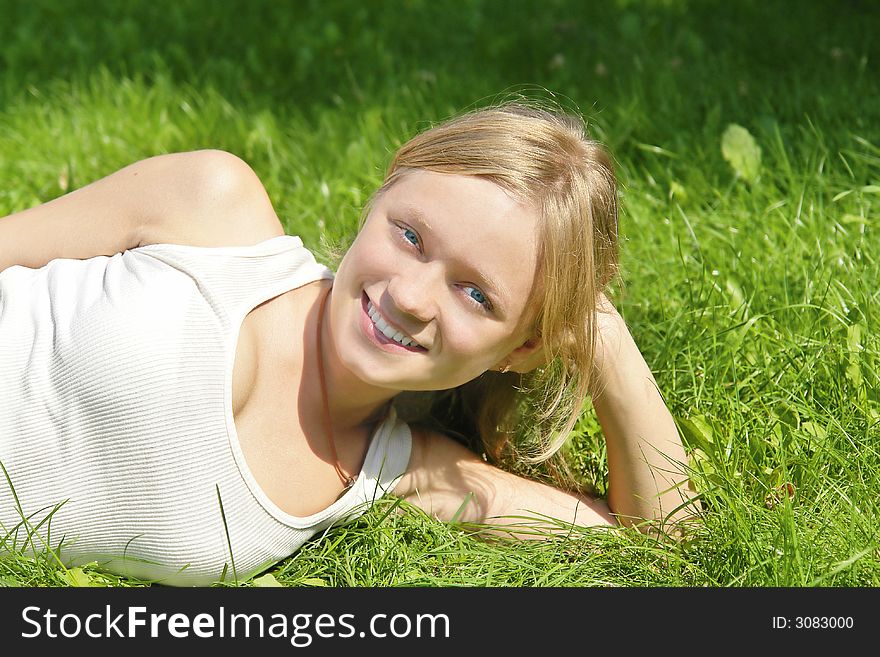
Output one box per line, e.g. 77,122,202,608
0,235,411,586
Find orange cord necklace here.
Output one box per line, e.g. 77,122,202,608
315,286,356,490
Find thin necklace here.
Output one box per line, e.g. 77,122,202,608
316,286,356,490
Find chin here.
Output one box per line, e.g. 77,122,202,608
333,341,401,388
337,349,438,391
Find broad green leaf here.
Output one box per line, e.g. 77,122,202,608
300,577,328,587
846,323,864,388
846,323,864,351
62,567,94,587
748,432,765,465
772,399,800,427
846,359,863,388
669,180,688,203
767,422,785,448
800,421,827,442
725,277,746,313
721,124,762,183
252,573,283,587
689,449,713,472
677,415,714,453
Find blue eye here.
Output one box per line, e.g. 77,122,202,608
464,285,489,308
403,228,420,247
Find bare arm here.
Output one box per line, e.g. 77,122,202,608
393,428,618,538
0,149,283,272
592,293,695,530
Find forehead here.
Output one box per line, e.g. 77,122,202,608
377,170,541,319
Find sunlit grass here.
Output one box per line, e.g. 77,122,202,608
1,0,878,587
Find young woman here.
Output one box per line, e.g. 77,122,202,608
0,102,694,586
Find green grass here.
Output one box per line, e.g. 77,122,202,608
1,0,878,587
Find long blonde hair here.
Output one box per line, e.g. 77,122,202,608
374,101,620,490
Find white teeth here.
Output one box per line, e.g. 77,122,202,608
366,300,421,348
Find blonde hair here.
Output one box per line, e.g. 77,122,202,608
373,101,620,490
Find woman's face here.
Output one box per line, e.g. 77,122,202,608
330,169,542,392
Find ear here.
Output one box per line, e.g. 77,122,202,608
496,335,546,374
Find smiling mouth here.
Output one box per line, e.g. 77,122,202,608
363,294,426,350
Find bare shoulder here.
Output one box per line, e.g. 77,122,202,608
137,149,285,248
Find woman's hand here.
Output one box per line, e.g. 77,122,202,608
392,427,618,538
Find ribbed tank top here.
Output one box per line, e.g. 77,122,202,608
0,235,411,586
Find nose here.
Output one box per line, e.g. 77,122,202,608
386,263,441,323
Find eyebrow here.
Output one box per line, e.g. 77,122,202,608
400,204,509,315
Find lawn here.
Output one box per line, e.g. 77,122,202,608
0,0,878,587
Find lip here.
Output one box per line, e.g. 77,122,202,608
360,291,427,353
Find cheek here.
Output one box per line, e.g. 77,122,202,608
337,248,381,291
442,320,512,362
340,232,396,281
